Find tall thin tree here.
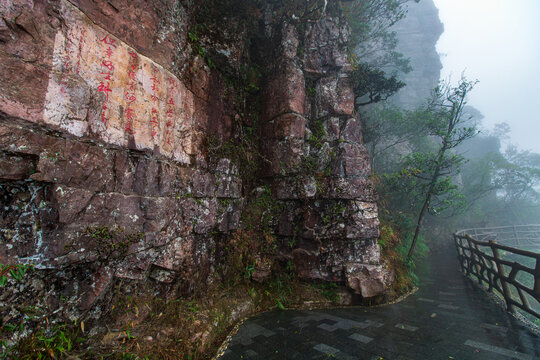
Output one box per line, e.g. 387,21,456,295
407,77,478,258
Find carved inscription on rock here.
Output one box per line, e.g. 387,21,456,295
43,1,193,164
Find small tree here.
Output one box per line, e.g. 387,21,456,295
350,63,405,107
343,0,418,73
362,103,437,170
405,77,478,258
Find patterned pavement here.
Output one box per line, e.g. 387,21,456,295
218,246,539,360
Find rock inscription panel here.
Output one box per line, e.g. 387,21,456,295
44,0,193,164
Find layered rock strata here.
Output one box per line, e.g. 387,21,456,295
0,0,389,324
259,14,388,297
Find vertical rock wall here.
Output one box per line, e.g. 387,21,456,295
0,0,244,320
0,0,389,323
259,13,388,297
391,0,444,108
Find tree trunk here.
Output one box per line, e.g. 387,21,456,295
408,192,431,259
407,147,445,259
405,78,475,259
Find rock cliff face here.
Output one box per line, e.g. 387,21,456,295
0,0,387,325
392,0,443,108
260,16,387,297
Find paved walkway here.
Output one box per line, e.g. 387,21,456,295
218,246,539,359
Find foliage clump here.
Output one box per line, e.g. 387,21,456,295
343,0,416,72
350,62,405,107
1,264,87,360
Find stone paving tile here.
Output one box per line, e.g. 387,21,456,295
479,322,508,333
218,248,540,360
437,303,460,310
349,333,373,344
439,291,456,295
394,323,419,331
229,323,276,346
464,340,533,360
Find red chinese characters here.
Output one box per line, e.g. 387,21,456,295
151,77,160,93
97,34,117,125
150,108,159,138
165,78,177,146
149,71,160,138
101,34,117,48
124,107,135,134
97,81,112,101
124,48,139,135
168,78,179,93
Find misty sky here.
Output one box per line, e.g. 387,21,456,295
432,0,540,153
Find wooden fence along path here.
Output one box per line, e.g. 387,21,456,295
461,225,540,251
454,225,540,321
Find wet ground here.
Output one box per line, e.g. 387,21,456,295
218,245,539,360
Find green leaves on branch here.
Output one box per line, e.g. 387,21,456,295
403,152,467,181
350,63,405,107
368,77,479,258
494,145,540,203
383,157,466,216
405,77,478,257
0,263,34,287
343,0,416,73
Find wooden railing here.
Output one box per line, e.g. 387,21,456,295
454,226,540,320
458,224,540,250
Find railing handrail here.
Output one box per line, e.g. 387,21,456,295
456,224,540,235
455,225,540,251
457,234,540,259
454,227,540,321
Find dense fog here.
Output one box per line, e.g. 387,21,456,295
434,0,540,153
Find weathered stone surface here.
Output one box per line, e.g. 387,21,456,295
217,199,243,232
345,263,393,298
277,202,299,236
261,62,307,121
47,2,193,162
280,24,300,60
323,117,341,142
261,113,307,140
300,200,379,241
261,138,305,177
66,0,186,70
335,143,372,177
0,154,36,180
0,0,389,332
1,0,195,162
304,17,351,74
341,117,363,143
324,177,378,201
0,0,58,122
0,0,243,313
258,13,388,294
251,256,273,283
316,75,355,117
293,239,383,283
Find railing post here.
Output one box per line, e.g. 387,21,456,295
534,258,540,298
465,235,482,283
454,234,466,274
490,240,516,313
